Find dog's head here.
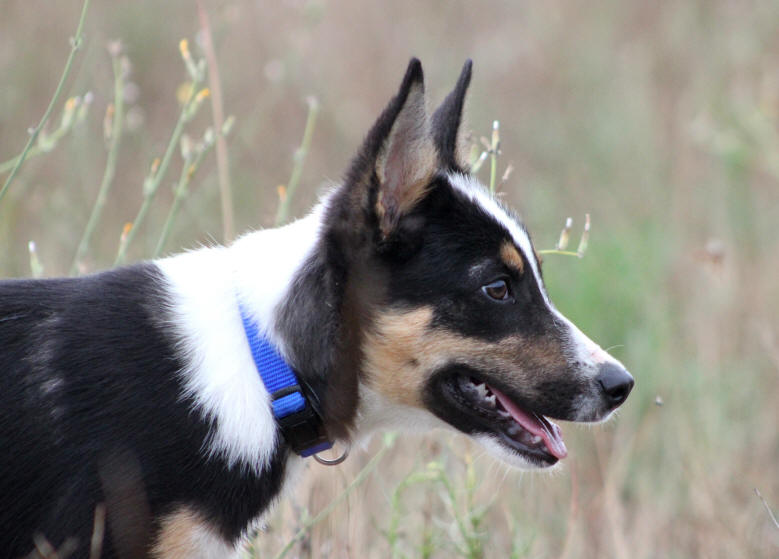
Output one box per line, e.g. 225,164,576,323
329,59,633,469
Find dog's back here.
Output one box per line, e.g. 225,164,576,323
0,266,286,557
0,275,83,553
0,267,177,554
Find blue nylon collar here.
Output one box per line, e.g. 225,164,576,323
238,303,332,457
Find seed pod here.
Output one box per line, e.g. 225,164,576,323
557,217,573,251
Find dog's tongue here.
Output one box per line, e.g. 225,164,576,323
490,386,568,460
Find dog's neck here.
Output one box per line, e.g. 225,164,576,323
230,206,326,349
156,199,373,473
155,204,325,468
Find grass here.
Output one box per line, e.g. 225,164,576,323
1,1,778,557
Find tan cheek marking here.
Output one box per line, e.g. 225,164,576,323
362,307,572,407
362,307,435,407
500,241,524,275
152,507,233,559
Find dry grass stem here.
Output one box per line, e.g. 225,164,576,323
197,1,235,243
71,46,127,275
114,41,208,266
274,97,319,226
754,488,779,530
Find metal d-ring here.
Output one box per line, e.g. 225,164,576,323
313,443,350,466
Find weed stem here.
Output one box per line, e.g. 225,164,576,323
71,52,125,275
489,120,499,195
153,134,216,258
537,249,582,258
0,95,89,175
755,488,779,530
274,97,319,226
0,0,90,205
114,74,206,266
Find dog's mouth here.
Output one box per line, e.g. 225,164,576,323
440,374,568,467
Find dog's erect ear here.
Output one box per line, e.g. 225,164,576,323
374,59,436,237
431,59,473,170
346,58,436,238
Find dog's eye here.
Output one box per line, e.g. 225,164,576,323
482,279,511,302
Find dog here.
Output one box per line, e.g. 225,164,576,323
0,59,633,558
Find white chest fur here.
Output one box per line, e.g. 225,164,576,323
155,208,324,474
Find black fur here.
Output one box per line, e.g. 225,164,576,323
274,234,356,440
0,265,288,557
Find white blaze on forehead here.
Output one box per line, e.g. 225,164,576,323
447,172,548,304
447,172,627,378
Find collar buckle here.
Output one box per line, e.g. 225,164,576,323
276,400,332,457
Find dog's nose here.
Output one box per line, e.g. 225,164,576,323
596,362,634,407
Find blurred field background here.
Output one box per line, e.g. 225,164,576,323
2,0,779,557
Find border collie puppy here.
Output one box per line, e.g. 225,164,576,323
0,59,633,558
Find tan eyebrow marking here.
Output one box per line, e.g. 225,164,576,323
500,241,524,275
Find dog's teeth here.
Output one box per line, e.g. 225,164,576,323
507,425,520,436
484,394,496,408
531,435,542,444
498,410,511,419
473,383,488,398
